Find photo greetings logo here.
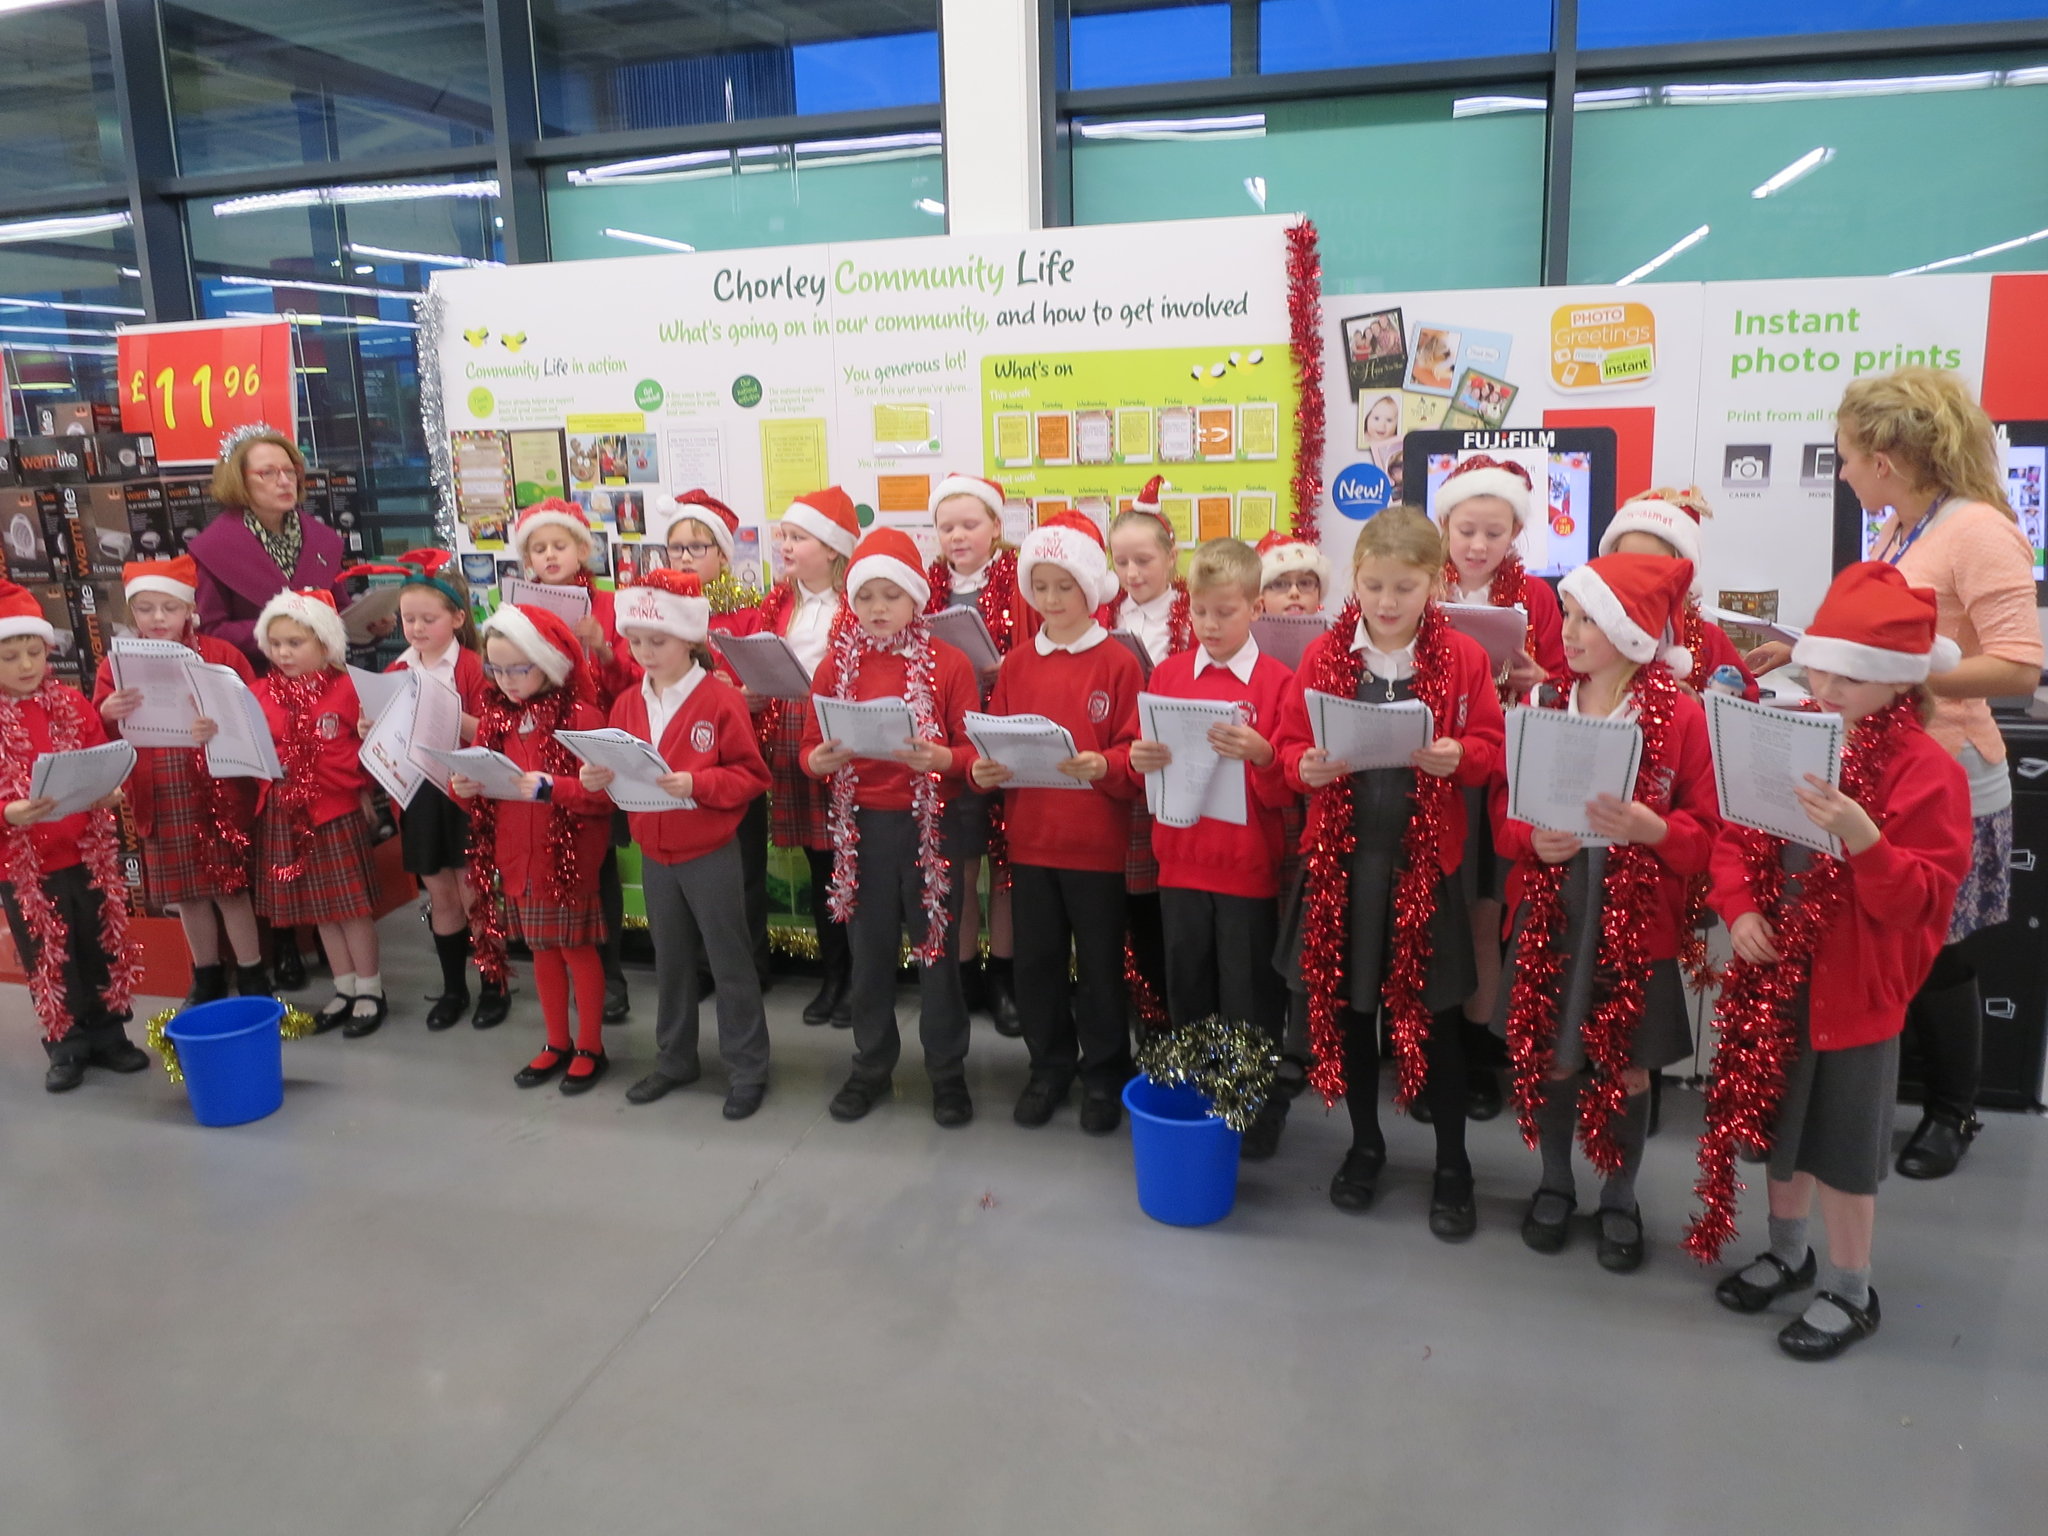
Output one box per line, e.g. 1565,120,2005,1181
1550,302,1657,389
1331,461,1393,521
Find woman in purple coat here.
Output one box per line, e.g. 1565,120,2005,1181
188,428,347,672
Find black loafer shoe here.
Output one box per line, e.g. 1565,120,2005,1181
1428,1168,1478,1241
1521,1190,1576,1254
626,1067,700,1104
932,1081,974,1128
1715,1248,1817,1314
559,1049,608,1095
1896,1113,1978,1180
1239,1097,1288,1161
1596,1204,1646,1273
1329,1145,1387,1212
829,1076,887,1122
341,993,388,1038
472,987,511,1029
723,1083,767,1121
310,994,353,1035
1466,1068,1503,1122
424,991,471,1031
802,976,845,1027
1778,1289,1881,1361
45,1058,87,1093
1078,1088,1123,1136
93,1039,152,1074
1012,1074,1070,1127
514,1046,570,1089
602,982,630,1025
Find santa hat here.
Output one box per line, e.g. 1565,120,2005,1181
480,602,582,690
1435,454,1532,526
845,528,931,608
779,486,860,559
930,473,1005,521
511,497,596,565
1600,486,1711,593
657,489,740,561
1256,530,1330,590
256,587,347,666
0,579,55,645
1019,512,1120,610
1793,561,1963,685
1132,475,1171,515
122,555,198,606
615,567,710,644
1558,553,1696,675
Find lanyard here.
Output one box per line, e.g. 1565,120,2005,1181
1881,497,1946,567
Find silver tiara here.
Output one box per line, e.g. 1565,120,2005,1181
218,421,282,461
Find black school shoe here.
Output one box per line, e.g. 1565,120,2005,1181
626,1065,701,1104
514,1045,571,1088
425,989,471,1031
45,1058,87,1093
1078,1085,1123,1136
559,1048,608,1095
1596,1205,1646,1273
1239,1097,1289,1161
1896,1112,1979,1180
92,1038,151,1074
802,972,846,1028
272,945,307,992
310,994,353,1034
341,992,388,1039
1428,1168,1478,1241
602,978,631,1025
1521,1189,1575,1253
1329,1145,1386,1212
1466,1068,1503,1122
1778,1289,1881,1361
1012,1073,1070,1127
183,963,227,1009
723,1083,767,1120
829,1075,889,1122
1715,1248,1817,1314
472,986,511,1029
932,1080,974,1128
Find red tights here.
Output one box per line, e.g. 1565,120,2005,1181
531,945,605,1074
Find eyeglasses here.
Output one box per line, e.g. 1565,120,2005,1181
246,466,299,482
667,541,716,559
482,662,539,681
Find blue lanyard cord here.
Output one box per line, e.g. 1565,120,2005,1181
1881,497,1946,566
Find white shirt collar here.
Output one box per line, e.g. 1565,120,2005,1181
1193,636,1260,684
949,561,989,595
397,644,457,680
1128,589,1174,619
795,581,838,609
1349,619,1416,680
1035,621,1108,655
643,663,703,708
1568,679,1637,721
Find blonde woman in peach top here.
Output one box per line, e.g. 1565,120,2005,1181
1752,368,2042,1181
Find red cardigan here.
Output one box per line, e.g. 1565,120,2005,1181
980,632,1142,874
256,668,369,827
1273,622,1505,876
608,670,770,864
92,632,257,839
490,696,611,900
1492,684,1719,959
14,682,107,871
800,637,977,810
1142,646,1298,900
1710,724,1970,1051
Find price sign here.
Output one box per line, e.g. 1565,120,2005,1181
117,318,296,466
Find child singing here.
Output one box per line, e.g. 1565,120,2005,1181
1255,530,1329,617
1598,487,1758,698
1695,562,1970,1360
93,556,264,1005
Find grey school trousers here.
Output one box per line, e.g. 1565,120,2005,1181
845,807,971,1087
641,839,770,1086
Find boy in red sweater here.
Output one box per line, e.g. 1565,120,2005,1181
804,529,980,1126
970,513,1143,1133
595,569,773,1119
1131,537,1298,1154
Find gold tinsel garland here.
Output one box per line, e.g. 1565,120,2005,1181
1134,1015,1277,1133
145,998,316,1086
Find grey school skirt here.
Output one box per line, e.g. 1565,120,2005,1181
1764,991,1900,1197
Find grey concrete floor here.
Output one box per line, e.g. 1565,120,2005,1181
3,903,2046,1536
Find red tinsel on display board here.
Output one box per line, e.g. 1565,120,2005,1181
1683,695,1918,1263
1286,219,1325,544
1501,664,1684,1174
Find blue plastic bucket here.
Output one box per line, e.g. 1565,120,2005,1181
1123,1074,1242,1227
164,997,285,1127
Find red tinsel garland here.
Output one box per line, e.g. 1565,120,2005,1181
1673,603,1721,992
1502,664,1685,1173
821,617,952,966
0,678,142,1041
749,581,800,749
180,619,253,894
262,670,337,884
1108,581,1194,660
1297,600,1458,1107
925,550,1026,886
1683,694,1918,1263
1286,219,1325,544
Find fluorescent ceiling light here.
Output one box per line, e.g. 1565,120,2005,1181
1752,146,1835,198
1616,224,1709,286
119,266,140,277
1666,72,1995,106
223,309,420,330
1892,226,2048,277
1076,114,1265,141
0,296,145,317
210,180,499,218
793,132,941,156
0,322,117,338
218,273,418,300
568,149,733,185
603,228,696,253
914,198,945,216
1244,175,1267,211
0,1,84,14
1453,95,1547,117
345,242,501,269
1,341,118,357
1574,87,1653,110
0,210,132,245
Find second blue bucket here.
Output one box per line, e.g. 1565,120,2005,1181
1123,1075,1242,1227
164,996,285,1128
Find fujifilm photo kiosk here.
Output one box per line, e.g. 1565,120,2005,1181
1406,426,1620,583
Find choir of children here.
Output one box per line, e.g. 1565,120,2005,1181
19,464,1975,1359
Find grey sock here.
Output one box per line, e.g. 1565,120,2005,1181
1738,1214,1811,1288
1803,1263,1873,1331
1532,1084,1577,1221
1597,1088,1651,1213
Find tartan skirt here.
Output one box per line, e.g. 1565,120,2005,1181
257,810,378,926
140,752,257,908
765,699,830,850
505,890,604,951
1125,803,1160,894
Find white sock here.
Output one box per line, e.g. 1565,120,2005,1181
355,972,384,999
332,972,358,997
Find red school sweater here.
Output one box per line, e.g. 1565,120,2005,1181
1271,622,1505,876
800,636,978,810
608,669,771,864
1709,723,1970,1051
1142,645,1297,900
980,631,1143,874
11,681,107,871
256,667,369,827
92,632,256,839
489,696,612,901
387,645,491,716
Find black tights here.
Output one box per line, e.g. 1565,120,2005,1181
1342,1005,1470,1173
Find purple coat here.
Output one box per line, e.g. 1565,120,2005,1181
188,508,347,670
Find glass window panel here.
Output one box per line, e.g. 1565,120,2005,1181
1260,0,1550,73
534,1,939,138
1072,93,1547,292
0,210,142,426
163,3,493,176
1581,1,2048,50
545,135,946,259
1070,4,1233,91
1567,57,2048,284
0,1,123,197
187,178,503,548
